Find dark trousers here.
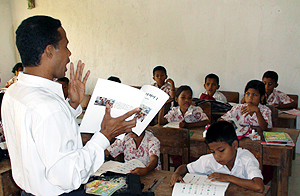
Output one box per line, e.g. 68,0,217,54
21,185,87,196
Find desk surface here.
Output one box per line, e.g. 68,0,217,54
141,170,270,196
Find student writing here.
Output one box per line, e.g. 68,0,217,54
169,121,264,193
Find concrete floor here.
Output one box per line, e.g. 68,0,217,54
288,153,300,196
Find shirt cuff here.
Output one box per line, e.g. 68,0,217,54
91,132,110,150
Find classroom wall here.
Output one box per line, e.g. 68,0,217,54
2,1,300,150
5,0,300,96
0,0,16,87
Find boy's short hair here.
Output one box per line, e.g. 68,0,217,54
153,65,167,76
205,121,238,146
107,76,121,83
12,63,23,74
56,77,69,84
205,73,219,85
262,71,278,83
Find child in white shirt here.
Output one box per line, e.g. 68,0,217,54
170,121,264,193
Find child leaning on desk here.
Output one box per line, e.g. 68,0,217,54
105,127,161,176
221,80,272,131
158,85,210,128
170,121,265,193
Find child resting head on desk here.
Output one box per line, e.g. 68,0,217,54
158,85,210,128
221,80,272,131
105,127,161,176
170,121,264,193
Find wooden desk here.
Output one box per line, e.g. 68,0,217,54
276,111,297,129
0,159,21,196
190,127,299,196
141,169,270,196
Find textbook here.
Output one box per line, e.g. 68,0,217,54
282,109,300,116
172,173,229,196
85,179,125,196
79,78,169,138
93,159,145,176
262,131,294,146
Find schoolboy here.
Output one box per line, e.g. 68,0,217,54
152,65,175,99
199,73,227,103
105,127,160,176
169,121,264,193
56,77,69,99
262,71,296,109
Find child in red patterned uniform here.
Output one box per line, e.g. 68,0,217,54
159,85,209,128
221,80,272,131
105,128,160,176
262,71,296,109
152,65,176,99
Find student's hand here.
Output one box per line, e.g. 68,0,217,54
69,60,90,109
179,120,186,128
208,172,231,182
130,167,148,176
241,104,259,116
166,78,174,85
100,105,140,141
169,173,184,187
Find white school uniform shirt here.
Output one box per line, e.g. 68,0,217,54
221,103,273,128
1,72,110,196
267,89,293,105
199,90,227,103
187,148,263,180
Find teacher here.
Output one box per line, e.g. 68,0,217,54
1,15,139,196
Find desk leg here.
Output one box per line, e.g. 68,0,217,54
271,148,292,196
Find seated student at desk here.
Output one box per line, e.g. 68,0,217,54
221,80,272,131
262,70,296,109
105,127,161,176
152,65,176,99
158,85,209,128
170,121,264,193
241,71,296,109
199,73,227,103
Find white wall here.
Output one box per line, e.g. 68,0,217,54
6,0,300,97
0,0,16,87
3,0,300,150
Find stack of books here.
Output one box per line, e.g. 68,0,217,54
262,131,295,146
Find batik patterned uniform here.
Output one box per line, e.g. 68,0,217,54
164,105,209,123
267,89,293,105
221,103,272,128
152,82,171,96
107,130,161,170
